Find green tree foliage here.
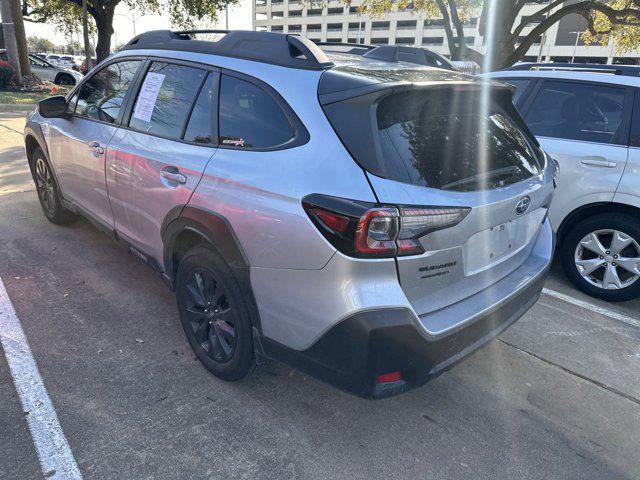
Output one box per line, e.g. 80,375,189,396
27,36,56,53
24,0,238,62
355,0,640,70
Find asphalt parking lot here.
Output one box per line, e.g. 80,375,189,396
1,106,639,480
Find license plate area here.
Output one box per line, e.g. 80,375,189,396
463,209,545,275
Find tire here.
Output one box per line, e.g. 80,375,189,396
560,213,640,302
55,73,75,86
175,245,256,381
32,148,77,225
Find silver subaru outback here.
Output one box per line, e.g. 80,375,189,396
24,31,555,398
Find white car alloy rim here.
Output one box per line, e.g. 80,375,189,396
574,229,640,290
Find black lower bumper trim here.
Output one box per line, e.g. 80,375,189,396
262,270,547,399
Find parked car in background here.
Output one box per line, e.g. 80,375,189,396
485,67,640,301
58,55,75,70
25,30,554,398
45,54,61,67
0,50,83,85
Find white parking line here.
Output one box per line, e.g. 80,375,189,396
0,277,83,479
542,288,640,329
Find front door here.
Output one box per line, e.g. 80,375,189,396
106,62,218,264
49,59,143,226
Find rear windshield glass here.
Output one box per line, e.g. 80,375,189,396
374,89,541,191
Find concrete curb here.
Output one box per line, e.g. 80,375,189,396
0,104,36,113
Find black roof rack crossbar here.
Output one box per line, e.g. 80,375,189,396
121,29,334,71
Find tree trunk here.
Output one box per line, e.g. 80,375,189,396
82,0,91,72
0,0,22,84
9,0,30,75
94,6,115,62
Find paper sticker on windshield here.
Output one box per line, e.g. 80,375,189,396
133,72,165,123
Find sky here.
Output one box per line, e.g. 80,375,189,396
24,0,252,48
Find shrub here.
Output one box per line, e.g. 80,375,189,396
0,60,16,88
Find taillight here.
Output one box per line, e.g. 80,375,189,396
303,194,470,258
396,207,471,256
354,207,399,256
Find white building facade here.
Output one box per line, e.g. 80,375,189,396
252,0,639,65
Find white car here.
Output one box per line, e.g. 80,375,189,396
485,67,640,301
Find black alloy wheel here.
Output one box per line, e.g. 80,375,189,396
35,157,56,217
32,148,76,225
184,269,238,363
176,246,255,381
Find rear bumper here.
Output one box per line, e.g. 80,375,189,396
262,221,554,399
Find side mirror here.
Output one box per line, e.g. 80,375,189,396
38,96,70,119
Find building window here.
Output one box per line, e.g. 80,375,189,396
371,38,388,45
308,8,322,15
288,24,302,32
372,21,390,30
289,9,302,16
327,7,343,15
349,6,358,14
271,10,284,18
396,20,417,30
327,23,343,32
270,25,283,32
348,22,364,31
422,37,444,46
307,24,321,32
424,19,444,29
395,37,415,46
327,38,342,43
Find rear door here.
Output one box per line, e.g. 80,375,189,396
106,60,218,264
519,79,632,230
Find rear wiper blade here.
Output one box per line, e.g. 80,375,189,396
440,166,521,191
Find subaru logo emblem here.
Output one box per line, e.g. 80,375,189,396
515,196,531,215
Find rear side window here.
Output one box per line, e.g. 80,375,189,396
374,89,541,191
130,62,206,139
74,60,141,123
218,74,294,149
525,80,626,145
500,79,532,105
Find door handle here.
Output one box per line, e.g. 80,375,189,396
160,167,187,184
580,156,616,168
88,141,104,155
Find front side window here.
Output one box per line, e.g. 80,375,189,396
218,74,294,149
129,62,206,139
525,80,626,144
75,60,142,123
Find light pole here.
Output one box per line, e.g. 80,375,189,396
570,30,581,63
115,11,144,38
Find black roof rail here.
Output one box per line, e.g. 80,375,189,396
121,29,334,71
504,62,640,77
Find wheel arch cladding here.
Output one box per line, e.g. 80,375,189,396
24,123,49,174
161,205,263,333
558,202,640,246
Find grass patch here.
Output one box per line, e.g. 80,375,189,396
0,86,71,105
